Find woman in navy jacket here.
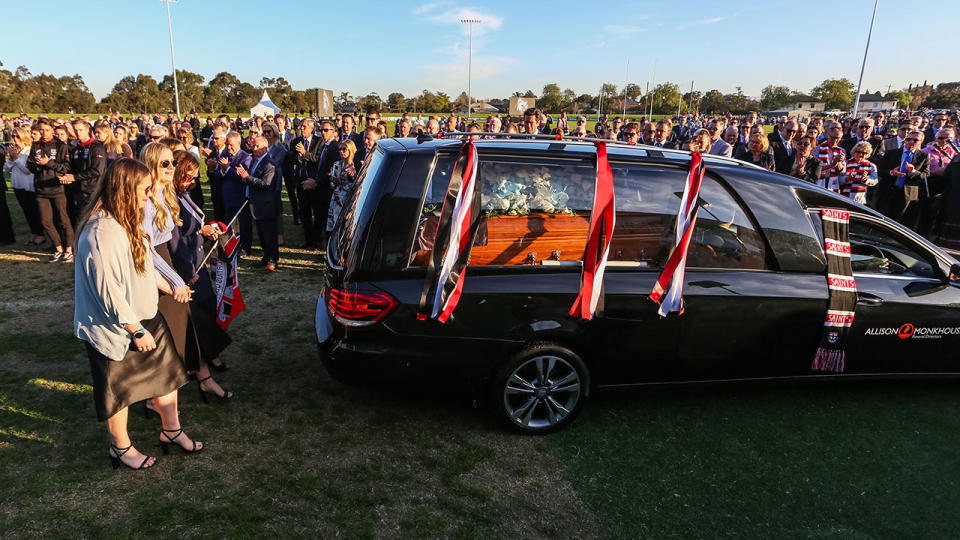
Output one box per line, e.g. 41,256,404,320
168,150,234,401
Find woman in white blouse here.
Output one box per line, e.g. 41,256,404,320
74,158,201,470
3,127,46,246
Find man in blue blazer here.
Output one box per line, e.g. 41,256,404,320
213,132,252,254
237,136,279,270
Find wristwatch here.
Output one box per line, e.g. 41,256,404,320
131,325,146,340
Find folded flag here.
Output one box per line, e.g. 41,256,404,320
212,231,246,330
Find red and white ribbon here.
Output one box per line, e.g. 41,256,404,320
569,141,616,320
649,152,706,316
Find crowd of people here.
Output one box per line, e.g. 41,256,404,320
1,105,959,468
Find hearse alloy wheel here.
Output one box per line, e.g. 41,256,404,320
494,344,589,434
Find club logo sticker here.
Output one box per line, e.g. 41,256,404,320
897,323,915,340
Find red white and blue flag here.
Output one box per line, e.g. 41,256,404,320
649,152,706,316
569,141,616,320
212,231,246,330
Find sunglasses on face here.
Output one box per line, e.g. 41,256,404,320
784,128,796,133
321,128,334,132
366,117,376,121
905,137,919,142
159,159,178,168
149,135,161,140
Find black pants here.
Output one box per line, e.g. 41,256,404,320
208,176,225,222
14,189,44,237
0,189,14,243
255,218,279,263
189,180,204,212
65,183,82,226
298,186,331,248
225,202,253,253
36,195,73,248
283,170,300,223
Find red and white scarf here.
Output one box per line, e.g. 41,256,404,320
417,140,481,323
812,208,856,372
569,141,616,320
815,144,845,192
649,152,706,317
841,160,874,196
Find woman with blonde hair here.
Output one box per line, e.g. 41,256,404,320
687,128,713,154
742,133,775,171
840,141,878,204
327,139,357,233
103,123,134,162
140,142,208,420
74,158,199,470
168,150,234,399
4,127,46,245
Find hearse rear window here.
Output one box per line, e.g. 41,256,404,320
409,155,767,270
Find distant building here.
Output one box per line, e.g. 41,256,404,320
766,95,826,117
856,91,897,115
470,101,501,114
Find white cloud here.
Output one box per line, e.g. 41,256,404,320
413,2,446,15
424,7,503,36
602,24,646,37
697,16,725,25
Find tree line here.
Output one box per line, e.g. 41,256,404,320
1,61,958,115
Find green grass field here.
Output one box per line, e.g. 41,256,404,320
3,170,958,538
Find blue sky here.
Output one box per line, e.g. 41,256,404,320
3,0,959,101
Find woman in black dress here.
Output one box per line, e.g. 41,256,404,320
74,158,200,470
784,135,822,184
741,133,776,171
168,150,234,400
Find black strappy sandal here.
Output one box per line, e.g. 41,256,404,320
197,375,234,403
109,444,156,470
160,428,204,455
210,360,229,372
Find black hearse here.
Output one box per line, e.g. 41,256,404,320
316,135,960,434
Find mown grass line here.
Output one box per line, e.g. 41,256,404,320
548,381,960,538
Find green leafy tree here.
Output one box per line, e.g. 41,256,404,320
624,83,642,101
160,70,205,113
811,78,855,110
883,90,911,109
922,83,959,109
759,85,793,111
650,82,682,114
386,92,405,112
700,89,727,114
537,83,562,112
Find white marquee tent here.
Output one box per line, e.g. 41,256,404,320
250,90,281,118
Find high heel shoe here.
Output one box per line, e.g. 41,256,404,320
159,428,203,455
197,375,234,403
109,444,156,470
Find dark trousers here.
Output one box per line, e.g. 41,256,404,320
255,218,279,263
36,195,74,248
14,189,43,236
208,177,225,222
298,186,331,248
283,171,300,223
918,176,947,239
0,189,14,243
894,185,923,232
65,183,82,226
225,202,253,253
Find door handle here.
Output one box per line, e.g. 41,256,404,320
857,292,883,305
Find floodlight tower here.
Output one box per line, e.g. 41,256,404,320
163,0,181,118
461,18,481,120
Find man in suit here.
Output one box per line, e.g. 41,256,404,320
708,119,733,157
639,122,656,145
356,126,382,168
769,119,798,173
202,125,229,221
299,119,339,250
871,112,886,137
287,118,323,247
213,132,252,254
924,113,949,146
880,130,930,228
840,118,883,163
882,121,915,154
650,120,677,149
273,114,299,225
237,136,279,270
340,114,363,147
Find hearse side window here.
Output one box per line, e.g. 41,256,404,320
848,219,937,278
408,157,767,270
410,155,595,266
331,147,386,268
610,164,767,270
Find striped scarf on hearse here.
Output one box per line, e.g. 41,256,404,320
812,208,856,372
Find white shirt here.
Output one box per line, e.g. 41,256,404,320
3,147,33,191
74,214,161,361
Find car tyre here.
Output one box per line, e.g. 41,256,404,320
490,342,590,434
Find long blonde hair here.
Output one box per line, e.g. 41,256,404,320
95,122,123,154
141,142,183,229
77,158,152,273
